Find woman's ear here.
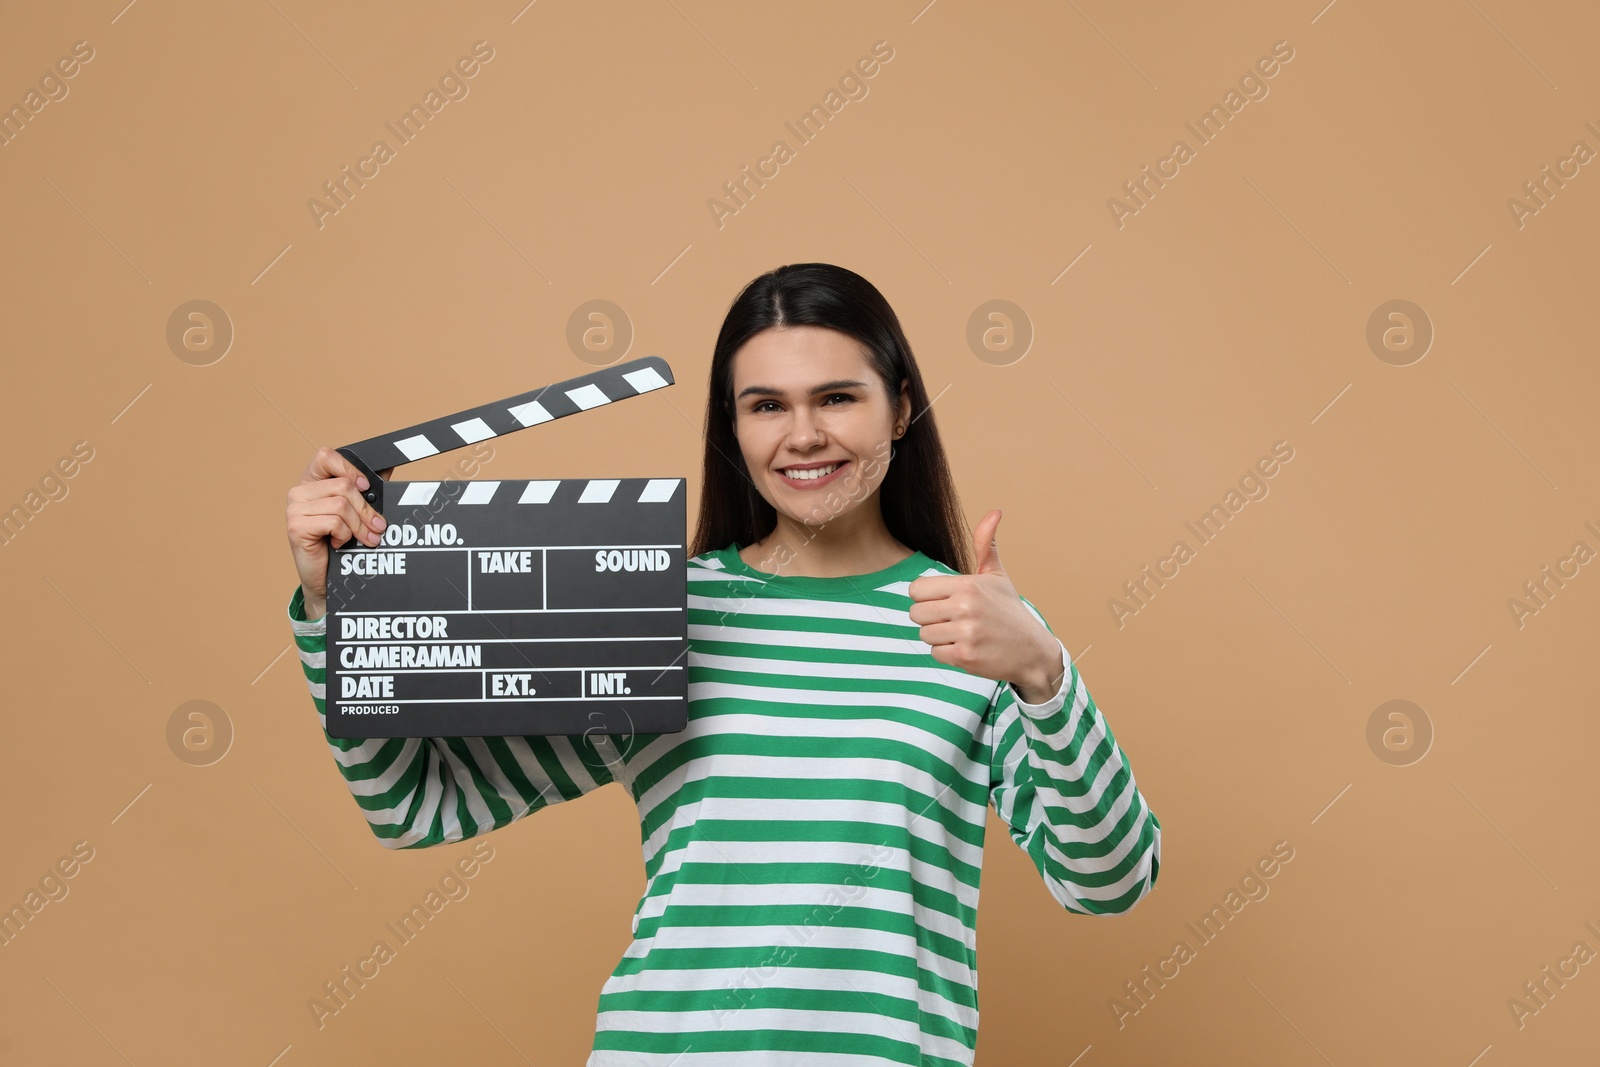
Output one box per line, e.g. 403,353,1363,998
898,379,912,432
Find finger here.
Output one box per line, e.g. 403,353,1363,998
916,621,965,647
288,502,361,547
907,573,964,602
289,477,386,539
289,510,361,552
293,497,381,547
972,509,1003,574
304,446,370,493
906,599,956,627
321,479,387,540
317,497,381,547
287,478,339,504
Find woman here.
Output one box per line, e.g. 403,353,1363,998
283,262,1162,1064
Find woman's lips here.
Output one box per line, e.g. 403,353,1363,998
776,460,849,489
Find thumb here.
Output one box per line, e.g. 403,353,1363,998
973,509,1005,575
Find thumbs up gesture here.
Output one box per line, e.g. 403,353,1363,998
907,509,1066,705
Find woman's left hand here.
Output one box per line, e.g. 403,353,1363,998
907,510,1066,704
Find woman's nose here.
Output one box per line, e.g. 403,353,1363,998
787,409,823,447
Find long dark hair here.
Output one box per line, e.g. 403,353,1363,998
689,262,974,575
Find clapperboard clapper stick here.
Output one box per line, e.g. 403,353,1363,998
325,355,688,740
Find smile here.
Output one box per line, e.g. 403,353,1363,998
777,461,848,488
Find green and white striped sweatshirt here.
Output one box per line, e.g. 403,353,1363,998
288,542,1161,1065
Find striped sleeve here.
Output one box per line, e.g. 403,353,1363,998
287,586,625,850
986,596,1162,914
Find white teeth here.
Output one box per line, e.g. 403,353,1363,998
781,462,840,480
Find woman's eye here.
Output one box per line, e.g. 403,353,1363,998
753,394,854,414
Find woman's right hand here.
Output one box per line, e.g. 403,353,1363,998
286,447,388,620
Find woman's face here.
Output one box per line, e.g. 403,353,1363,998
729,325,910,530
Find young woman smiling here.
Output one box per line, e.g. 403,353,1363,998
284,262,1162,1065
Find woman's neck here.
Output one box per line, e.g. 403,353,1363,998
741,512,912,578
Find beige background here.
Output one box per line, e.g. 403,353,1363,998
1,1,1596,1064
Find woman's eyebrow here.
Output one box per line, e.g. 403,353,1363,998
735,379,869,400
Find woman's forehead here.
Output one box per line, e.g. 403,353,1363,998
732,327,875,386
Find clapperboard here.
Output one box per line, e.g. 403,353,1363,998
324,355,688,739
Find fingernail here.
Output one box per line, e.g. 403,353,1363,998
356,475,369,490
372,515,386,531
